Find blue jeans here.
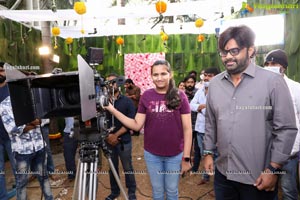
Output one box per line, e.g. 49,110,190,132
275,156,298,200
41,125,55,173
15,148,53,200
144,150,182,200
63,132,78,179
214,168,277,200
196,132,210,181
109,142,136,196
0,139,16,200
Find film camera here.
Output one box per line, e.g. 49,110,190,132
5,54,124,126
5,53,128,200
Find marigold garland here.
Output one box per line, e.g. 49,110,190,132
195,18,204,28
161,33,168,41
51,26,60,49
116,37,124,56
51,27,60,36
65,37,73,45
65,37,73,55
116,37,124,45
197,34,205,42
74,2,86,15
74,2,86,35
155,1,167,14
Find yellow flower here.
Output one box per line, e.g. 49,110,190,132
51,27,60,36
116,37,124,45
197,34,205,42
195,18,204,28
80,29,85,34
74,2,86,15
155,1,167,14
161,33,168,41
65,37,73,45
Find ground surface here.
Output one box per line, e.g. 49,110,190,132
5,134,215,200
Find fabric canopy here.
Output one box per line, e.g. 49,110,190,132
0,0,244,38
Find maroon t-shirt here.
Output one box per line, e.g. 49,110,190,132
137,88,190,156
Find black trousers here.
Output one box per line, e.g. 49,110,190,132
214,168,277,200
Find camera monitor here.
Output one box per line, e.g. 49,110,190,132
86,47,104,65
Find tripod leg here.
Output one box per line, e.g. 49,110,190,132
81,162,88,200
87,161,98,200
92,152,98,200
78,160,85,200
72,159,82,200
107,157,129,200
88,162,92,200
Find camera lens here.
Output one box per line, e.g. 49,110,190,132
58,86,80,105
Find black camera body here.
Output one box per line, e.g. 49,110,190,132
7,71,81,126
6,55,110,126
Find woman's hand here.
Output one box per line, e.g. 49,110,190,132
181,160,192,177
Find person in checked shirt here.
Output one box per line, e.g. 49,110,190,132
0,67,53,200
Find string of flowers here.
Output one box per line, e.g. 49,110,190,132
65,37,73,56
116,36,124,56
51,26,60,49
195,18,205,53
160,26,169,50
74,2,87,35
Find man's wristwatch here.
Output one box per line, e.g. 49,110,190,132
267,164,282,175
203,150,214,156
182,157,191,162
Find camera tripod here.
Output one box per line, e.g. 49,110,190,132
72,116,128,200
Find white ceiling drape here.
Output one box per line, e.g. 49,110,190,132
0,0,244,38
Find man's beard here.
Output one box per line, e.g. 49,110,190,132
185,85,194,91
0,75,6,84
224,52,249,75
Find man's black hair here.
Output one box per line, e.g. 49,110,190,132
218,25,255,51
183,75,196,83
204,67,220,76
188,70,197,76
125,78,134,84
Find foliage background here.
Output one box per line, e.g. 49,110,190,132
0,0,299,83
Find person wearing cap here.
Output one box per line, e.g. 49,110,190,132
264,49,300,200
203,25,297,200
0,62,17,200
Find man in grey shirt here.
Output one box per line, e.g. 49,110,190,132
203,25,297,200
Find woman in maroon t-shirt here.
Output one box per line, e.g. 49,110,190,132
105,60,192,199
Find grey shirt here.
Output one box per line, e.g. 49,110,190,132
204,62,298,185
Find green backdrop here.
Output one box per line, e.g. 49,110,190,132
1,0,300,83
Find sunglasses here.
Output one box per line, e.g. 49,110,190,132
219,48,241,57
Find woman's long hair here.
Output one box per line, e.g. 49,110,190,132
151,60,181,110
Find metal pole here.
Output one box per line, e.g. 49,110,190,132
107,157,128,200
